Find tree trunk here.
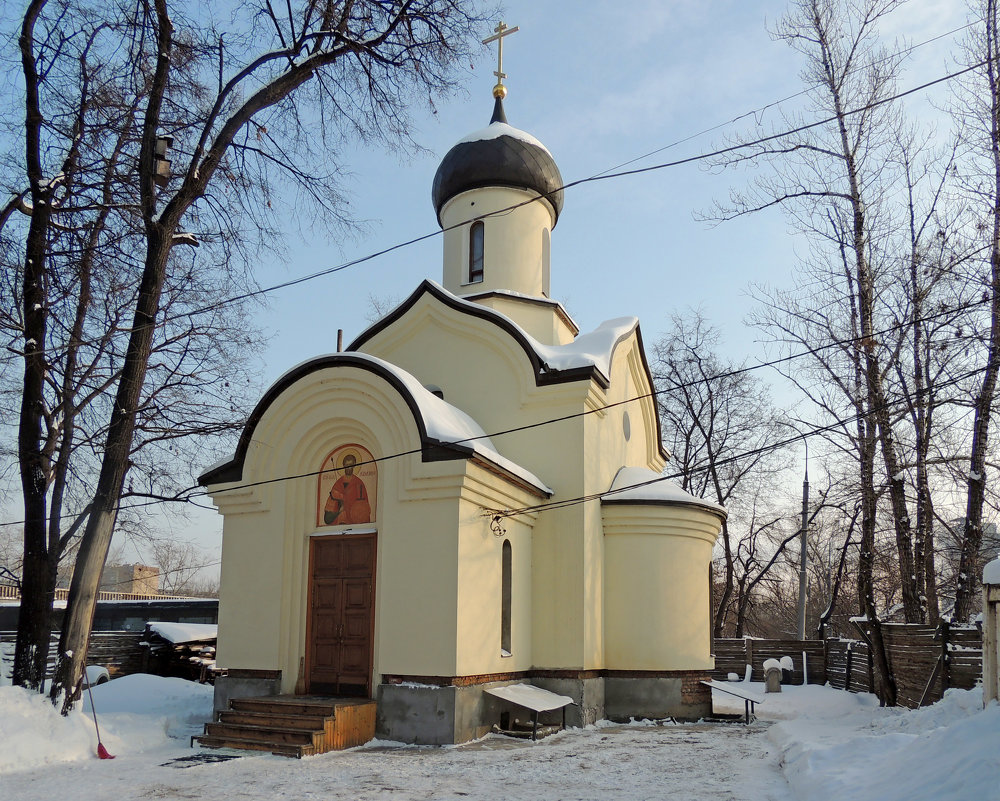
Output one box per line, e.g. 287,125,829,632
12,0,56,691
818,17,921,622
713,520,735,639
49,1,176,708
954,0,1000,623
50,226,173,709
857,419,897,706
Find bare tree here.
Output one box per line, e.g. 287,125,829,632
147,539,213,596
4,0,486,709
710,0,933,702
2,0,264,691
0,527,22,587
950,0,1000,621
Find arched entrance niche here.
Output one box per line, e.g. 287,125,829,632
308,443,379,696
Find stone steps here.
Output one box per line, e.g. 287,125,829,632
195,734,316,758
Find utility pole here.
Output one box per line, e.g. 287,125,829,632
797,443,809,640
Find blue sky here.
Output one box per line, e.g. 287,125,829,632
180,0,973,574
258,0,965,378
146,0,966,579
5,0,973,576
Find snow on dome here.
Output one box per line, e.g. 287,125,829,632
432,106,564,226
454,121,551,154
984,557,1000,585
604,466,727,517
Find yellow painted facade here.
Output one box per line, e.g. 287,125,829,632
202,101,725,738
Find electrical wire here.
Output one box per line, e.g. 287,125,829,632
77,54,997,338
586,17,980,179
491,364,990,521
4,37,997,532
0,295,991,528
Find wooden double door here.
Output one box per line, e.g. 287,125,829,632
306,534,376,697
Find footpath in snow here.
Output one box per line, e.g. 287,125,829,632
0,673,997,801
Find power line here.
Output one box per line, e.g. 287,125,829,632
492,364,990,521
0,294,990,528
115,55,994,334
14,44,992,374
203,297,992,499
587,17,979,179
4,45,996,530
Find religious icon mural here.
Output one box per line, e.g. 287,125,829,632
317,444,377,527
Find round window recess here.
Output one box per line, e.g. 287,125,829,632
623,410,631,441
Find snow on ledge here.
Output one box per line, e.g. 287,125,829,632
984,557,1000,585
603,466,726,517
147,622,217,644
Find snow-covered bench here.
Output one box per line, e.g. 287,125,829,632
484,683,575,740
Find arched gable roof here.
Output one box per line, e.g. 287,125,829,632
198,352,550,497
349,280,669,461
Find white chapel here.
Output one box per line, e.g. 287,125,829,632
200,46,726,744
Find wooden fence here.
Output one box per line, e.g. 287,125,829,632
1,631,145,681
825,638,875,694
712,623,983,708
711,638,827,685
880,622,982,707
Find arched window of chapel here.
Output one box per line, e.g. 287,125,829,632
501,539,512,655
469,220,485,283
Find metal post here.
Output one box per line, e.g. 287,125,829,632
797,446,809,640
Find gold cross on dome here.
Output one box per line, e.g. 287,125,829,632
483,20,519,99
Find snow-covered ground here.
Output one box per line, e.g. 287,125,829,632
0,675,997,801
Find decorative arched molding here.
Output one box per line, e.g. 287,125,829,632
349,281,669,462
200,356,547,500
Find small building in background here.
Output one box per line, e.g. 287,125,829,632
99,563,160,596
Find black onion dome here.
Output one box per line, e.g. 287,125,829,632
432,98,564,226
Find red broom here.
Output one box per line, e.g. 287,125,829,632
83,671,115,759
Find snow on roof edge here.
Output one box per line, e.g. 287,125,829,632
200,349,551,496
603,466,727,518
354,280,637,384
